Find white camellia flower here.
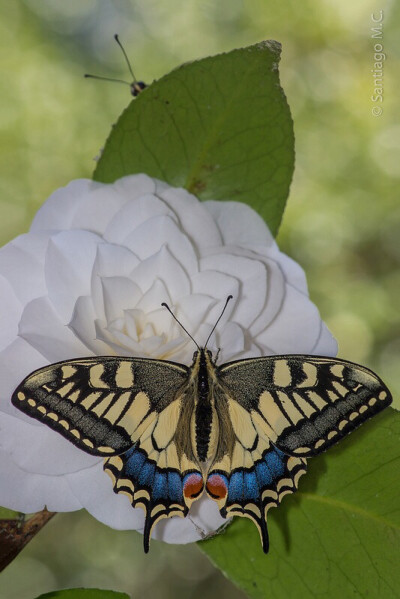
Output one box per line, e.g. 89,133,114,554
0,174,337,545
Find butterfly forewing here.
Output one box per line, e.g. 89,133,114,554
12,356,190,456
218,355,392,457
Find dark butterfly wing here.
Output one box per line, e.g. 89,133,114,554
104,396,204,553
12,356,189,456
205,384,307,552
12,356,204,551
205,355,392,552
218,355,392,457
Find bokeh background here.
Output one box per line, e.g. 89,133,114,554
0,1,398,597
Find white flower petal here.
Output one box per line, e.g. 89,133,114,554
153,495,227,544
191,270,239,303
69,187,128,235
205,200,274,247
90,244,140,320
312,321,338,356
30,179,94,232
175,294,216,337
136,278,172,313
131,246,191,301
0,337,49,417
113,173,157,198
104,194,174,244
200,253,267,328
69,296,111,355
0,451,82,512
45,231,102,321
0,233,49,304
123,215,198,277
101,277,142,323
159,186,222,250
66,461,145,529
0,275,22,352
258,284,325,354
0,412,99,475
272,251,309,295
18,296,92,362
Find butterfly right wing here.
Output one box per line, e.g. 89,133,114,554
217,355,392,457
205,384,307,552
205,354,391,552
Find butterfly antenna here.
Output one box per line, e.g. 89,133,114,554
161,303,200,350
205,295,233,349
114,33,138,83
84,73,131,87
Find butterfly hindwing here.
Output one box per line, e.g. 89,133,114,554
105,443,204,552
103,383,204,551
206,385,308,551
218,355,392,457
11,356,189,456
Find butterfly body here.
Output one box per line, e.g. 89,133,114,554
12,348,392,553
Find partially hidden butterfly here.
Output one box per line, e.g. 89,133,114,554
12,297,392,553
84,34,146,97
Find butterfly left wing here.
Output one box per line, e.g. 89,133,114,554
206,355,392,552
12,356,204,551
12,356,190,456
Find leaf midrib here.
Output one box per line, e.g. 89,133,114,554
301,492,399,532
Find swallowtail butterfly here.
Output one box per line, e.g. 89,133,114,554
12,297,392,552
84,34,146,97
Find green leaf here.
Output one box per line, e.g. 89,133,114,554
0,508,20,519
34,590,130,599
94,41,294,235
200,409,400,599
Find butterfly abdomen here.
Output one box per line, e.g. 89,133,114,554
194,350,213,461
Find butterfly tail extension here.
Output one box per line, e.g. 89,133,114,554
206,446,307,553
105,446,204,552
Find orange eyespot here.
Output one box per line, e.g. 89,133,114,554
206,474,228,500
183,473,204,499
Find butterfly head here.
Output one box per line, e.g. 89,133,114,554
191,348,214,363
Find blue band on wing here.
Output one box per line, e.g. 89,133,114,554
153,472,168,500
124,445,146,477
227,447,287,504
167,471,183,502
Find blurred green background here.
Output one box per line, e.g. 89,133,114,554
0,1,398,598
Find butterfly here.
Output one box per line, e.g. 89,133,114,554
11,297,392,553
84,34,146,97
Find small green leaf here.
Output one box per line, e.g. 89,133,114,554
0,508,20,519
200,409,400,599
34,590,130,599
94,41,294,235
